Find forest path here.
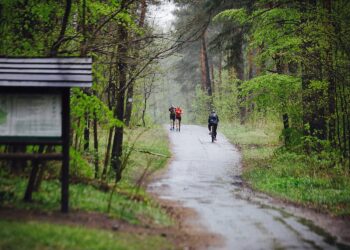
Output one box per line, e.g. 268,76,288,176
149,125,344,250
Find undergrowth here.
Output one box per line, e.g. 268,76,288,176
221,122,350,216
0,127,172,224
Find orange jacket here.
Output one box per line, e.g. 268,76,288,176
175,107,183,118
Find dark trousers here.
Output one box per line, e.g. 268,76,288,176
208,123,218,137
170,114,175,128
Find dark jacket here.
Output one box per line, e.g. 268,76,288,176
208,113,219,125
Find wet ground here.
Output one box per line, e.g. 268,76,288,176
149,125,349,250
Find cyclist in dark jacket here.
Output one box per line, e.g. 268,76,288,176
208,111,219,140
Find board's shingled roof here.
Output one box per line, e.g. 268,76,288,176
0,58,92,87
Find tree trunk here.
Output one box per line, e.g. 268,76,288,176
210,64,214,93
80,0,91,152
84,114,90,151
201,32,212,96
218,51,222,94
142,97,147,127
93,111,99,179
125,84,133,127
283,113,290,146
24,145,44,202
200,44,206,91
230,29,245,124
111,17,128,183
102,127,114,180
50,0,72,56
124,0,148,126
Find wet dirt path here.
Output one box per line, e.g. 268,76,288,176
149,125,348,250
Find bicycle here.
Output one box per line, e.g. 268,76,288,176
209,125,217,142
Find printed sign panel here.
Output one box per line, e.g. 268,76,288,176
0,94,62,137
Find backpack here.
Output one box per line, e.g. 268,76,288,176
209,114,218,124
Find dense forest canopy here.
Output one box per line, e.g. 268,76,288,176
164,0,350,169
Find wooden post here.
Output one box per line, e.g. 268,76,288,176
61,88,70,213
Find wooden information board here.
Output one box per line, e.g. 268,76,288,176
0,94,62,137
0,57,92,213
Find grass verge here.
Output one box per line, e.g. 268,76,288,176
0,219,172,250
221,122,350,216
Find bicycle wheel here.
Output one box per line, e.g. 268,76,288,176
211,129,215,142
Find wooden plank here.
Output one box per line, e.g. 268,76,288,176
0,73,92,82
0,153,63,160
61,88,70,213
0,58,92,64
0,64,91,70
0,140,63,145
0,69,92,74
0,81,92,87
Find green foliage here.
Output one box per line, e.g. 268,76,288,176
191,86,212,124
221,122,350,216
212,72,240,122
221,122,281,147
71,88,122,130
70,148,94,178
245,150,350,215
0,127,172,226
0,220,173,250
0,177,172,226
249,7,302,66
0,0,62,56
70,88,123,154
213,8,248,25
241,74,301,119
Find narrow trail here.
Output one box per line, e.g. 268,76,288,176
149,125,346,250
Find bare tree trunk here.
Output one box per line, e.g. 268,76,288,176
276,55,290,146
218,52,222,94
102,56,116,181
93,111,99,179
84,114,90,151
210,64,214,93
24,145,44,202
111,13,128,183
141,78,153,127
125,0,148,126
74,118,80,150
102,127,114,180
50,0,72,56
142,97,147,127
200,44,206,90
201,32,212,96
80,0,91,152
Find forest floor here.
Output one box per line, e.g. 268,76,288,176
0,204,210,250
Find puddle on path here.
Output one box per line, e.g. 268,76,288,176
148,125,348,250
